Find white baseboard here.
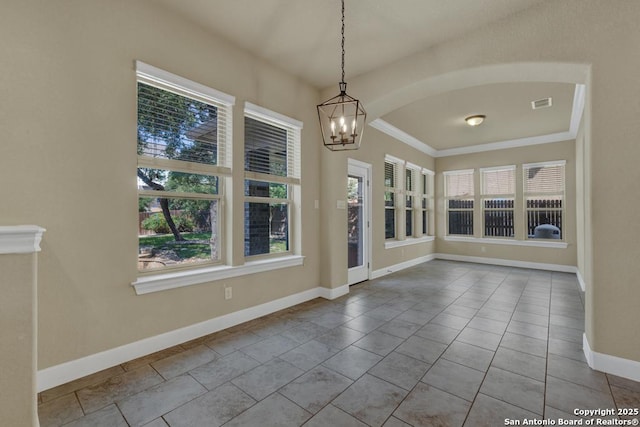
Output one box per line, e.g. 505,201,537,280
434,253,577,273
37,285,346,392
576,269,586,292
371,254,436,280
583,333,640,382
318,284,349,300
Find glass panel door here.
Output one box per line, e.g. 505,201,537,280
348,175,364,269
347,160,370,285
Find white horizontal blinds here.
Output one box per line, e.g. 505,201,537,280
244,114,301,185
445,170,474,236
445,170,474,197
524,162,565,195
136,65,233,173
384,161,396,189
481,166,515,238
481,166,515,196
524,161,565,239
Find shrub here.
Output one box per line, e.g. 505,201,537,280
142,213,194,234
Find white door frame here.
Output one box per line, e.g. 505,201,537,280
347,158,372,285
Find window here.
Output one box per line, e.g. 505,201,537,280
524,161,565,239
244,103,302,257
421,169,434,235
384,160,397,239
405,167,416,237
481,166,515,238
445,169,474,236
385,156,432,245
136,62,233,271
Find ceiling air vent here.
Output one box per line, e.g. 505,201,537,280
531,97,552,110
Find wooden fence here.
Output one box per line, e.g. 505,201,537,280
448,199,562,238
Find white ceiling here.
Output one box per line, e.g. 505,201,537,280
382,82,575,151
150,0,578,152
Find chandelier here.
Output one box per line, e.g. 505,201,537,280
317,0,366,151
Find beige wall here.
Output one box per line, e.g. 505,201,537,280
435,140,577,267
0,253,39,426
0,0,323,369
345,0,640,361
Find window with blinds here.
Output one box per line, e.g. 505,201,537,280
244,104,302,257
405,167,418,237
384,159,397,239
135,61,234,271
444,170,474,236
481,166,515,238
524,161,565,239
421,170,434,236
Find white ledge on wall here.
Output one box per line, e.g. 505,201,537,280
443,236,568,249
385,236,435,249
132,255,305,295
0,225,46,254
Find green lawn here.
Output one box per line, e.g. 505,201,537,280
140,233,288,260
270,239,288,253
139,232,212,260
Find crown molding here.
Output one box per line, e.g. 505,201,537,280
435,130,575,157
369,119,438,157
0,225,46,254
368,84,586,158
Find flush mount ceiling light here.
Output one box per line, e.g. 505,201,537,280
465,115,486,126
317,0,366,151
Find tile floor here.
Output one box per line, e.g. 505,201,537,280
38,260,640,426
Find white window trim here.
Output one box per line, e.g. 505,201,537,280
443,169,474,177
244,102,303,130
479,165,516,173
136,61,235,107
422,168,435,176
384,154,405,166
522,160,566,169
132,255,305,295
443,235,568,249
385,235,435,249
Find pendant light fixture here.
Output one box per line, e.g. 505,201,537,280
317,0,366,151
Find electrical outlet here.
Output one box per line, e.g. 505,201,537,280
224,286,232,300
481,246,486,253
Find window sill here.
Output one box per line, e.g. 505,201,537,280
443,236,568,249
132,255,305,295
385,235,435,249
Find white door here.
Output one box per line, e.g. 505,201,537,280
347,159,371,285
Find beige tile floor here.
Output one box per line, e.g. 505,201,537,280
38,260,640,426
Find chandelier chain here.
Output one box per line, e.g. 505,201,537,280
341,0,345,83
